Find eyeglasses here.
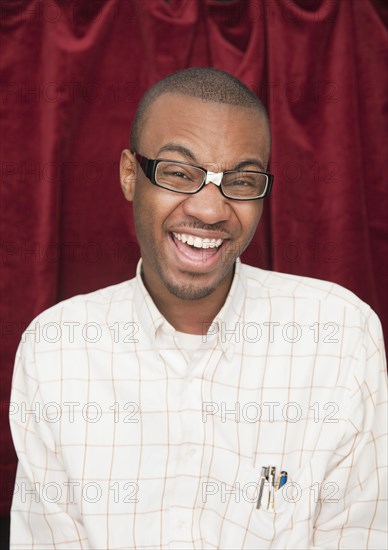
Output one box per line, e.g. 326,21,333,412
134,153,274,200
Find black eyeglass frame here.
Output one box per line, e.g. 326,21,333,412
134,153,274,201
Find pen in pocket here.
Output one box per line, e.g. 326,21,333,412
256,466,288,510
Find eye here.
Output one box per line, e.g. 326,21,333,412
159,163,199,183
232,179,255,187
226,177,257,188
169,170,190,179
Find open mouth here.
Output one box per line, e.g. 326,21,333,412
170,231,225,263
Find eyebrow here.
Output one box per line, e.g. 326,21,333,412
156,143,265,172
234,159,265,171
156,143,197,163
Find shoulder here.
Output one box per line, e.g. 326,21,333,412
20,277,138,347
239,263,385,385
240,262,372,318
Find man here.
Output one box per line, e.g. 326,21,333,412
10,68,387,549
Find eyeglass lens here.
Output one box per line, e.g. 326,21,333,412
155,161,268,198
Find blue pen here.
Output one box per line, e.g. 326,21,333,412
278,470,288,489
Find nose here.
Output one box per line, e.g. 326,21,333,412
181,178,231,224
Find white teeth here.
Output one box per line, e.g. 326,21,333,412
193,237,202,248
173,232,223,249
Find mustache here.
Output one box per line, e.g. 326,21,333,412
179,220,228,233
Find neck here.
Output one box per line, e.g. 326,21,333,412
140,267,234,335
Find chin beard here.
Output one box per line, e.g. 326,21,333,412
163,278,217,301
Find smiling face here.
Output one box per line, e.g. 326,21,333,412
120,93,270,305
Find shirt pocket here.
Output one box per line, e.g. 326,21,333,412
239,460,315,546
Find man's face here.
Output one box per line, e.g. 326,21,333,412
121,93,270,301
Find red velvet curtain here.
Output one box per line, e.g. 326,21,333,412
1,0,387,516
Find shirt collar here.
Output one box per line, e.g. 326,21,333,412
133,259,167,337
133,258,246,355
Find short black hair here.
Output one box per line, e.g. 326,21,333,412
130,67,269,151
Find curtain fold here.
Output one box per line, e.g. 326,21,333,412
0,0,386,515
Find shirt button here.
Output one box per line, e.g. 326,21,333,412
185,447,197,458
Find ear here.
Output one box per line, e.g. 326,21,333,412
120,149,137,202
